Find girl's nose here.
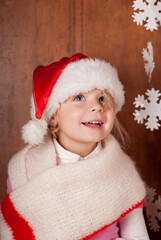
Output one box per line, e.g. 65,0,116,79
88,101,103,112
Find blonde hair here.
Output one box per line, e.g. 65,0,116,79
103,91,130,150
112,117,130,150
48,91,129,150
48,115,59,139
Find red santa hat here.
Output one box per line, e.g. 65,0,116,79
22,53,125,145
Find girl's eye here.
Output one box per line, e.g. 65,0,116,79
99,96,105,102
74,95,85,101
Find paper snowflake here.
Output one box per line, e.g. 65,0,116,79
133,88,161,131
132,0,161,31
144,186,161,232
142,42,155,82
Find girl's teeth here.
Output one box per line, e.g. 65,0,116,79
89,121,101,124
82,121,102,126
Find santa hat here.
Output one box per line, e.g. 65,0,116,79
22,53,125,145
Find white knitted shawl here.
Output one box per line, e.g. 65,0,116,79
0,135,146,240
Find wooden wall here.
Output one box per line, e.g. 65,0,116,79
0,0,161,238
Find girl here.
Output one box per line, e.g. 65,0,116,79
0,53,149,240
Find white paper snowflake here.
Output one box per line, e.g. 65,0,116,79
144,186,161,232
132,0,161,31
133,88,161,131
142,42,155,82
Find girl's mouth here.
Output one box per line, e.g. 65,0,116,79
81,121,103,128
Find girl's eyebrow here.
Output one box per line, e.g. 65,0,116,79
67,93,85,102
72,93,85,97
72,91,104,99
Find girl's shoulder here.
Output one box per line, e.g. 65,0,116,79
8,145,31,190
8,136,56,191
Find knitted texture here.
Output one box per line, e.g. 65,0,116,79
0,135,146,240
1,194,36,240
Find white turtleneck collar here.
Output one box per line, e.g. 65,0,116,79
53,138,102,165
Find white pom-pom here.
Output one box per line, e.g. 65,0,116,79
22,119,48,145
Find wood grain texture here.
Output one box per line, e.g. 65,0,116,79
0,0,161,238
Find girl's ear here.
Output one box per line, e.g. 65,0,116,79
49,114,58,127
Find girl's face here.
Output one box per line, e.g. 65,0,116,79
55,89,115,156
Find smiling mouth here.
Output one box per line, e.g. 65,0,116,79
82,121,103,127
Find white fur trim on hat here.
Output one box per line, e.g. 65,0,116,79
22,58,125,145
